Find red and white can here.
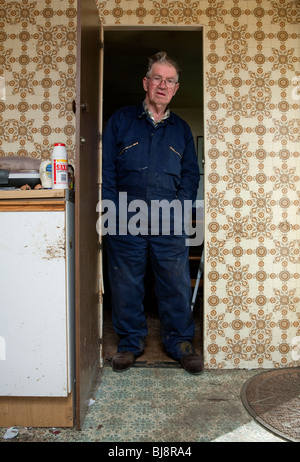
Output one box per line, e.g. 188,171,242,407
52,143,68,189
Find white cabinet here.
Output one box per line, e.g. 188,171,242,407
0,191,75,398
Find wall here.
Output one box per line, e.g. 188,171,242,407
96,0,300,369
0,0,77,163
1,0,299,369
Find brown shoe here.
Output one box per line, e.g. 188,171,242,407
180,353,204,375
112,351,135,372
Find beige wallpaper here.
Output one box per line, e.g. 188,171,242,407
0,0,77,163
1,0,299,369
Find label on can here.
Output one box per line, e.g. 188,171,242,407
45,162,52,178
52,143,68,189
39,160,52,188
53,158,68,187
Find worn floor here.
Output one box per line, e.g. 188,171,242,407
82,367,285,443
0,295,285,443
1,367,284,443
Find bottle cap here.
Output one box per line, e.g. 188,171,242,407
54,143,65,146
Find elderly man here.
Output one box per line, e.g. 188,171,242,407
102,51,203,374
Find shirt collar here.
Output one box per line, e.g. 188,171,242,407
142,100,170,126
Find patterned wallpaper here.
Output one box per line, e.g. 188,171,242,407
1,0,299,369
0,0,77,163
97,0,300,370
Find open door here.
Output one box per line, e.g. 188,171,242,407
101,28,204,366
75,0,102,430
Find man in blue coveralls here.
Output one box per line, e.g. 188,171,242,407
102,51,203,374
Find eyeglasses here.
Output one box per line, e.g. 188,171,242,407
148,76,178,88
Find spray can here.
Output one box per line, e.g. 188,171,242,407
52,143,68,189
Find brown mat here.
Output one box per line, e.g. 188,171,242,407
241,368,300,442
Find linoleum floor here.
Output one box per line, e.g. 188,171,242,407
1,297,284,443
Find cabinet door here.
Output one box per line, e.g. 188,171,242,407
0,211,69,397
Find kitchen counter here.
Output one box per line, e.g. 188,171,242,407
0,189,74,211
0,188,74,200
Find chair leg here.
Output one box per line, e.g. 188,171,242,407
190,251,204,312
191,266,202,312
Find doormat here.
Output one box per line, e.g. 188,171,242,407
104,357,180,368
241,368,300,442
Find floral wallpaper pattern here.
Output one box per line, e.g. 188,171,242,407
96,0,300,370
0,0,77,162
0,0,299,369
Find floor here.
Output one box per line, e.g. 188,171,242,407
1,338,285,441
0,295,285,443
0,367,284,443
82,367,284,442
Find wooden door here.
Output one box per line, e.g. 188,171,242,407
75,0,101,430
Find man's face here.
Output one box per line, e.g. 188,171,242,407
143,62,179,109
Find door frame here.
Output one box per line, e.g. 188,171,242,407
99,25,206,364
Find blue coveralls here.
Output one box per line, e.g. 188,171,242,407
102,102,200,360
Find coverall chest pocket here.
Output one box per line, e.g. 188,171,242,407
117,141,143,172
161,145,183,177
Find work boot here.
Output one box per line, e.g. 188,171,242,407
111,351,135,372
180,352,204,375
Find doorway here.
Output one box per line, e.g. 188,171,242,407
101,27,204,366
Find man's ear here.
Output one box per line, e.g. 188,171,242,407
142,77,149,92
172,82,180,97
